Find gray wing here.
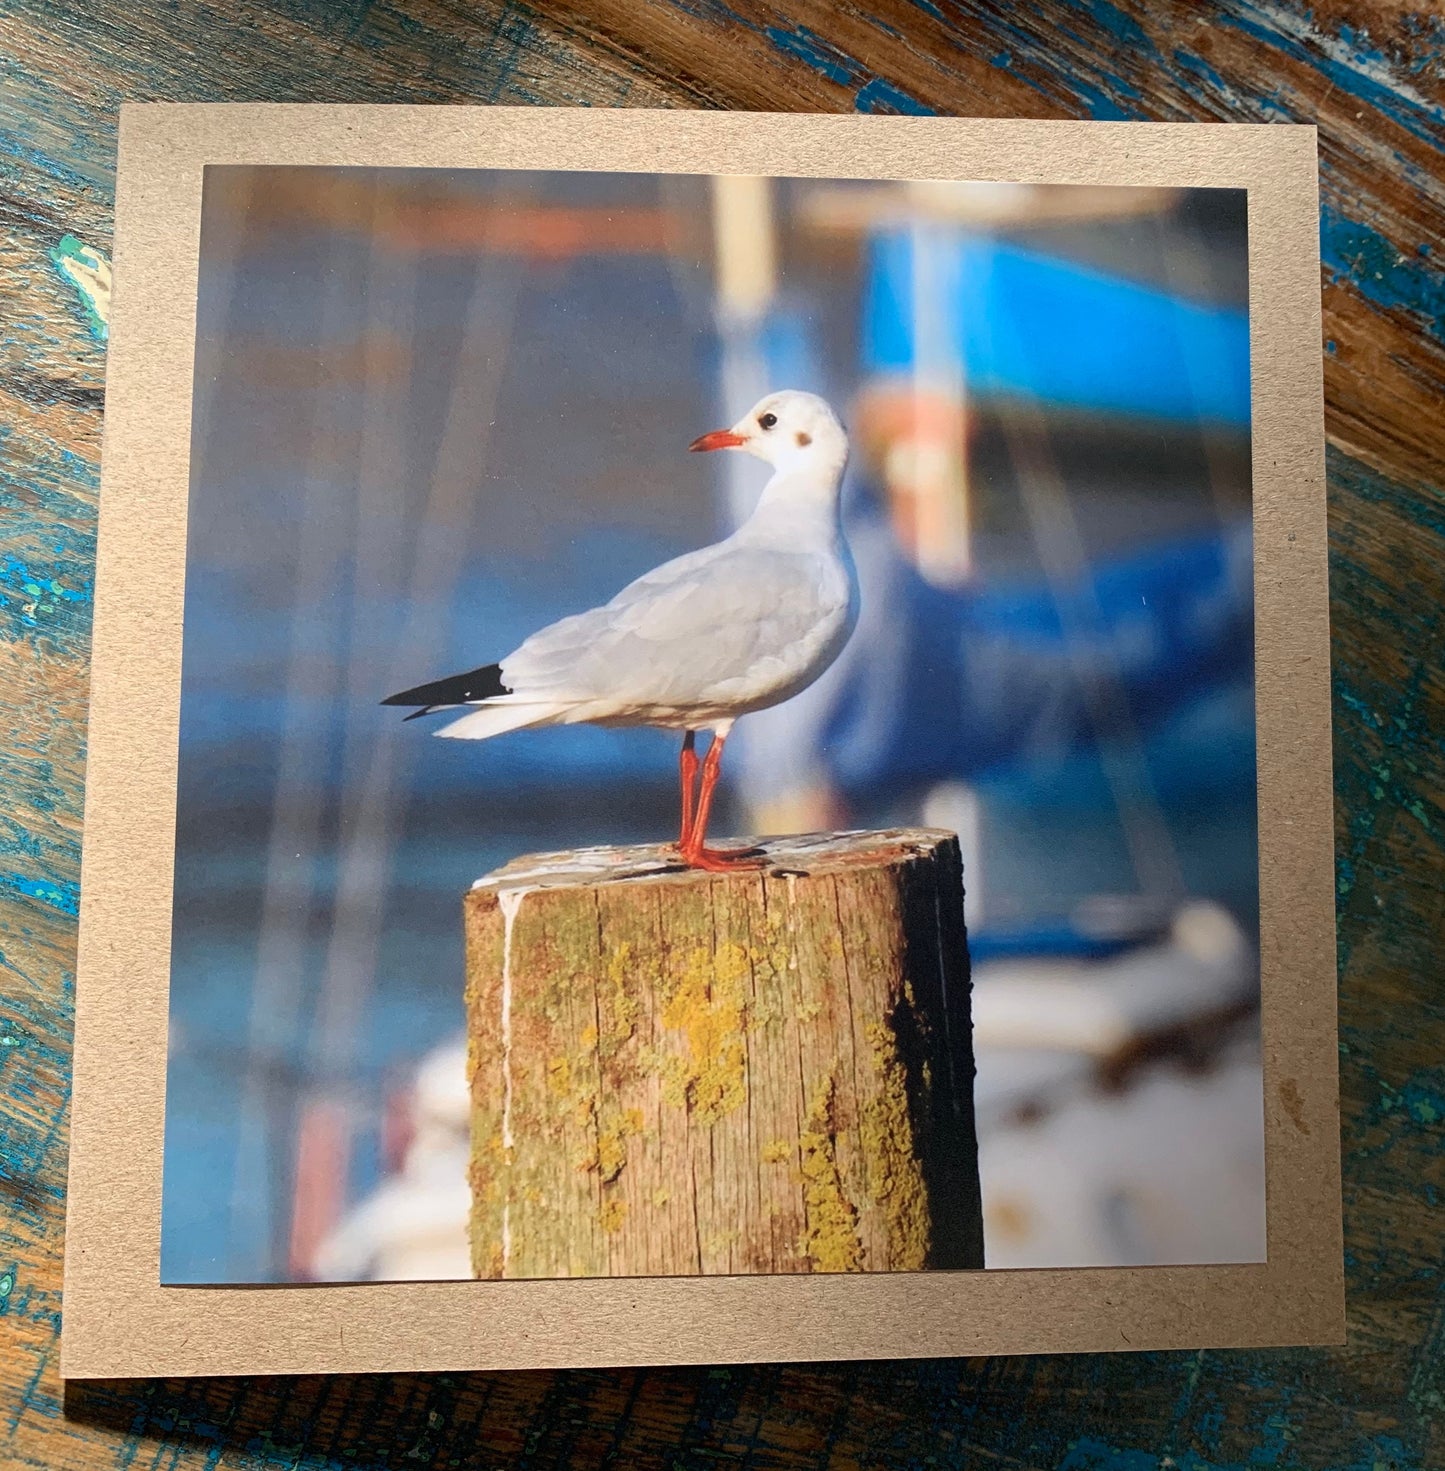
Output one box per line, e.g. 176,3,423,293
501,544,851,710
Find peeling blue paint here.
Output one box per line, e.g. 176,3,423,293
764,26,856,86
1071,0,1157,59
855,76,935,115
1323,205,1445,341
0,555,93,647
1060,1437,1199,1470
1173,47,1231,100
0,874,79,916
761,25,933,115
46,234,110,342
1216,5,1445,152
1060,72,1146,121
1060,1428,1424,1471
1374,1076,1445,1130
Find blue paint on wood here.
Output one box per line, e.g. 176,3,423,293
1171,47,1232,101
0,876,79,918
765,26,855,86
1215,5,1445,150
1059,1437,1182,1470
1065,0,1158,61
1322,204,1445,341
46,235,109,342
854,75,935,114
763,24,933,112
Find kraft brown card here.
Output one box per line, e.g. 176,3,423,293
64,105,1339,1378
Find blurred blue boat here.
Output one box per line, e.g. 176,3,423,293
863,228,1250,426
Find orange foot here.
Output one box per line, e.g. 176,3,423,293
678,844,766,873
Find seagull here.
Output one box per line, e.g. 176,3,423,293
383,390,857,871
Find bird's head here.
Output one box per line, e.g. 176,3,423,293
689,390,848,475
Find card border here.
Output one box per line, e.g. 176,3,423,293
63,105,1339,1378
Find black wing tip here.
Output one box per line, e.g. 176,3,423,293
383,662,511,713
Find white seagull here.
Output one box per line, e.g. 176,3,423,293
384,390,857,871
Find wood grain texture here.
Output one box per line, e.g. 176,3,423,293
464,833,982,1279
0,0,1440,1466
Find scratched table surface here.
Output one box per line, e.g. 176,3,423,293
1,2,1441,1467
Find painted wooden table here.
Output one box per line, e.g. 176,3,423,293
1,2,1440,1466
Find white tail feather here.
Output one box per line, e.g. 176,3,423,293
435,701,565,741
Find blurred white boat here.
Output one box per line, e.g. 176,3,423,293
310,1041,472,1283
972,899,1254,1072
977,1029,1265,1269
971,900,1264,1268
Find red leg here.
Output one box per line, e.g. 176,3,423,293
686,732,724,849
677,730,699,846
679,729,764,872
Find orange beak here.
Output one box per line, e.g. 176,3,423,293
689,429,747,453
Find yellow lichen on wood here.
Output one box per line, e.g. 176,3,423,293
466,831,982,1279
604,940,640,1044
592,1107,644,1184
546,1055,573,1098
797,1072,864,1272
659,940,751,1123
861,1021,930,1270
704,1228,740,1258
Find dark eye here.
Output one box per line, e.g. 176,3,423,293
758,412,778,430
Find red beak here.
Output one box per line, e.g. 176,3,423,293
689,429,747,453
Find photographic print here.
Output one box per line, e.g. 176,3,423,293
65,107,1339,1377
165,161,1263,1286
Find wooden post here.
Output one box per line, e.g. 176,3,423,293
464,828,983,1279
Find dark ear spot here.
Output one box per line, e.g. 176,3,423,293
796,431,812,447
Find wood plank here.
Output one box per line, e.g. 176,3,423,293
0,1,1440,1466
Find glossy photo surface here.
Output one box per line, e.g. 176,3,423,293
162,164,1263,1286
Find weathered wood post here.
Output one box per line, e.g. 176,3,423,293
464,828,983,1278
